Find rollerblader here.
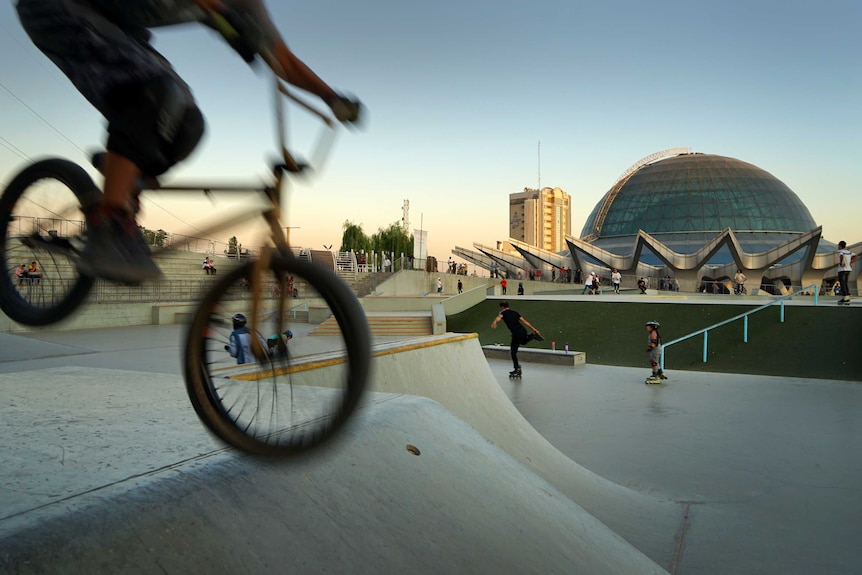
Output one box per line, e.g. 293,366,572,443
491,301,543,379
645,320,667,384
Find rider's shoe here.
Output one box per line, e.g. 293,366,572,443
79,206,162,283
532,332,545,342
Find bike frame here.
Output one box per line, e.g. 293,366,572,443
138,50,339,359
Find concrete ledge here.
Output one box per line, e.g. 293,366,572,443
151,303,197,325
482,344,586,366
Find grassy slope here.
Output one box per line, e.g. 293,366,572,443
446,300,862,381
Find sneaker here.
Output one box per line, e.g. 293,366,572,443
532,332,545,342
79,207,162,283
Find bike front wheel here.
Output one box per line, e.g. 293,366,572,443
0,159,100,326
183,255,371,456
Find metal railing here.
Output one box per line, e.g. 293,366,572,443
660,285,819,370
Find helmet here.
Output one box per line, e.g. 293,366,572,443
232,313,247,329
284,329,293,338
645,321,660,328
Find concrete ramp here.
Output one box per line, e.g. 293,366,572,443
369,334,684,566
0,366,664,574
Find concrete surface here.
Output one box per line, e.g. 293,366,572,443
492,361,862,575
1,325,860,574
0,331,665,574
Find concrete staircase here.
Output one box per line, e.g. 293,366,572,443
349,272,389,297
312,311,432,337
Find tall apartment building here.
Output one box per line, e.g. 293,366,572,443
509,187,572,252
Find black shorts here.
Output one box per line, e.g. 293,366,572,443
16,0,196,114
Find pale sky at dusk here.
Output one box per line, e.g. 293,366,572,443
1,0,859,260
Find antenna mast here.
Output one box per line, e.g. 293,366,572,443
537,140,541,191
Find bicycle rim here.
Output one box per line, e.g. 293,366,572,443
184,255,370,456
0,159,98,326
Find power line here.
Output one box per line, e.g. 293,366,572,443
0,135,29,161
0,79,86,157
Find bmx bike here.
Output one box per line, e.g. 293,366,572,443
0,35,370,457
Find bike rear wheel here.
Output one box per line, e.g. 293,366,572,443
0,159,100,326
183,255,371,456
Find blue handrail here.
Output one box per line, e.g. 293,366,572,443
660,285,819,370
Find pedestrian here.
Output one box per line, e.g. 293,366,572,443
437,277,443,293
644,321,667,383
612,269,621,294
837,241,857,305
491,301,543,379
500,277,507,295
638,277,647,295
517,282,524,295
733,270,747,295
457,279,463,294
582,272,594,294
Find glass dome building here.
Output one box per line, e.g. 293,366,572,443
581,153,816,241
559,150,838,293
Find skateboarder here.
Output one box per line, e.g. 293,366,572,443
491,301,543,378
645,321,667,383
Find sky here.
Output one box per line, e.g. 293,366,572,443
0,0,860,261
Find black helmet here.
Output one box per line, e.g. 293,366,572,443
645,321,660,328
232,313,247,329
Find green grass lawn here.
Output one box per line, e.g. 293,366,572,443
446,299,862,381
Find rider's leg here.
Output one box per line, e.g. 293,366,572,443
17,1,202,282
102,153,141,212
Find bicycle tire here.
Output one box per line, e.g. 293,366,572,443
0,158,100,326
183,254,371,456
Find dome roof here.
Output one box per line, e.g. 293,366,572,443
580,154,816,239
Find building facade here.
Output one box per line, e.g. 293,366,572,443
509,187,571,253
458,149,859,296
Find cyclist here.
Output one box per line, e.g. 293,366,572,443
15,0,361,283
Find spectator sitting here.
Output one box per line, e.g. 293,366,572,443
638,277,647,295
27,261,42,284
14,263,27,286
202,257,217,275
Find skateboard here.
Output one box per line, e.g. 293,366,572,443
837,299,851,305
509,368,522,380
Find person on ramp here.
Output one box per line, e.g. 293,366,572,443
645,321,667,384
491,301,543,379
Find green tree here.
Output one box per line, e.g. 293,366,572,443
227,236,238,255
370,222,413,257
339,221,371,253
139,226,168,247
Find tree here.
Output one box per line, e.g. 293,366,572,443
339,221,371,253
227,235,239,255
370,222,413,257
139,226,168,247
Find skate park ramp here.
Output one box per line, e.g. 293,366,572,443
0,333,669,574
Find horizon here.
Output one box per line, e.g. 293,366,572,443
1,1,859,262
